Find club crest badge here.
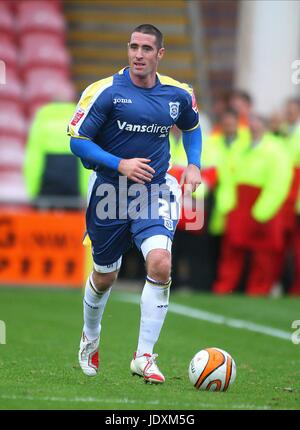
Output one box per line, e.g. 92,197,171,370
164,218,173,231
169,102,180,120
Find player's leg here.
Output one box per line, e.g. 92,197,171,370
79,260,121,376
130,235,173,384
83,269,118,340
79,173,131,376
129,173,180,383
137,239,172,353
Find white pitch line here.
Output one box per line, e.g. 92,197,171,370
0,394,274,410
116,292,292,341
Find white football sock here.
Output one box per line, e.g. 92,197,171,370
83,274,111,341
136,276,171,357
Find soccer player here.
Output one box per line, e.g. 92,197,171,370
68,24,202,384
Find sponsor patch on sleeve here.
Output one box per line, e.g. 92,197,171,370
70,108,85,126
192,91,198,113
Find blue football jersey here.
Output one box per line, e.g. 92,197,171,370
68,67,200,184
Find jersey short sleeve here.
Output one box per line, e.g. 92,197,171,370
157,74,200,132
175,86,200,131
68,76,113,140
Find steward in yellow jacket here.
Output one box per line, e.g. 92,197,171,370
274,99,300,295
213,114,292,296
24,102,90,205
201,109,250,235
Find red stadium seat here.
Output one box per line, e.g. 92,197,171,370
24,77,76,102
25,78,76,118
0,2,15,41
17,0,63,14
0,101,24,116
0,39,18,69
0,136,25,168
0,74,23,103
20,42,71,76
20,32,65,50
24,67,70,85
0,110,27,139
17,1,65,36
0,171,27,202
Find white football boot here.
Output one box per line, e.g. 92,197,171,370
78,332,99,376
130,352,165,384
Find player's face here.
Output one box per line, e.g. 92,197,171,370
128,32,164,79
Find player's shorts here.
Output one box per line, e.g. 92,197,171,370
86,172,181,270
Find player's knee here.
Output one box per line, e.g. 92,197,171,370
146,250,171,283
92,270,118,292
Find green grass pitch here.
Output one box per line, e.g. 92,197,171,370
0,285,299,410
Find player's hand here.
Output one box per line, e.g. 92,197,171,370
180,164,201,194
118,158,155,184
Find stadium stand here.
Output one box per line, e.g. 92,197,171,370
0,0,75,203
0,136,25,170
63,0,198,94
0,38,18,81
0,109,27,140
0,74,23,105
201,1,238,99
17,0,66,36
0,1,15,42
25,77,76,120
20,39,71,77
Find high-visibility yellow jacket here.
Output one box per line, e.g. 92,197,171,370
169,131,187,167
283,122,300,213
223,133,293,222
201,127,250,234
24,102,90,199
285,122,300,165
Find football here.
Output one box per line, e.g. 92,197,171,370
188,347,236,391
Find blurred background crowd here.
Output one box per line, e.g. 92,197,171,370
0,0,300,296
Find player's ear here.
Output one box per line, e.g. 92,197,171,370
158,48,165,61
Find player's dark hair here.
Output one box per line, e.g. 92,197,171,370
132,24,164,49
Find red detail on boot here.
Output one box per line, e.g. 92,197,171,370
133,352,152,359
144,373,164,382
91,351,99,369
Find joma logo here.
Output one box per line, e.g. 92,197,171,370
113,98,133,104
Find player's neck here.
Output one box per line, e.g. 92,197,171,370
129,69,157,89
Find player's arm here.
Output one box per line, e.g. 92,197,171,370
182,125,202,169
70,136,154,184
70,135,121,171
180,126,202,193
175,89,202,192
68,84,154,184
